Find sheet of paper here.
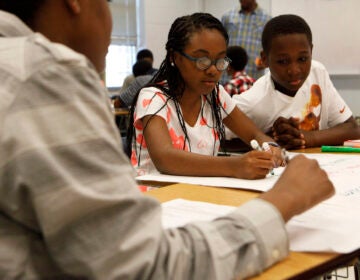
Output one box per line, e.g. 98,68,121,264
161,198,235,229
137,153,360,193
159,153,360,253
162,197,360,253
137,168,284,192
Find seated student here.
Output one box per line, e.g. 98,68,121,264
127,13,286,179
0,3,335,279
223,45,256,96
120,48,158,93
233,14,360,150
136,48,158,75
114,60,153,108
118,74,152,107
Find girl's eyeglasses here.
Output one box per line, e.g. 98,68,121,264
178,51,231,71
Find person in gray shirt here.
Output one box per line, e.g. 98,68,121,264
119,74,153,107
0,1,334,280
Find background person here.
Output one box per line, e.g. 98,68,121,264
221,0,271,82
224,45,255,96
120,48,157,93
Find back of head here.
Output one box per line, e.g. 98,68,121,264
132,60,152,77
261,14,312,55
226,46,248,71
136,49,154,63
0,0,45,26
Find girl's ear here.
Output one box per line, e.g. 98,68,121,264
171,51,180,67
65,0,81,14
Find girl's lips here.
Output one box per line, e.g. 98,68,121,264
203,81,217,86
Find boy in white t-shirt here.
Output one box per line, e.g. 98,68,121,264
233,14,360,150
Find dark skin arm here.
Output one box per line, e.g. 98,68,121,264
142,113,274,179
224,106,283,167
272,116,360,150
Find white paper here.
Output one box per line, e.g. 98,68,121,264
137,167,284,192
161,198,235,229
162,197,360,253
158,153,360,253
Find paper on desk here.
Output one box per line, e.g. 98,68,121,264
137,153,360,192
161,198,235,228
137,167,284,192
160,153,360,253
162,196,360,253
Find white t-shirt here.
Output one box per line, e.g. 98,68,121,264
233,60,352,133
131,85,236,175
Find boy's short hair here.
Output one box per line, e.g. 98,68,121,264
262,14,312,54
0,0,45,25
132,60,152,77
136,49,154,61
226,46,248,71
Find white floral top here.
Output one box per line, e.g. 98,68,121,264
131,84,236,175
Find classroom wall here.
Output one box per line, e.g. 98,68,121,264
142,0,204,70
142,0,360,116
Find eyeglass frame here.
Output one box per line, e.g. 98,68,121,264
176,51,232,71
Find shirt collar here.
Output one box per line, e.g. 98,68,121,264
239,5,260,15
0,10,33,37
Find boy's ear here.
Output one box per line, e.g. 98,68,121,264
260,50,268,67
65,0,81,14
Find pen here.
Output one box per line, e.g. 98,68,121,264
250,139,262,151
250,140,274,175
321,146,360,153
262,142,275,175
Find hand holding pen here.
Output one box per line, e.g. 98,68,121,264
251,139,289,168
250,140,275,175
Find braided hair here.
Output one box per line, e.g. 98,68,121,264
126,13,229,159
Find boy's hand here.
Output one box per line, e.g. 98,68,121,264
259,154,335,222
272,117,306,150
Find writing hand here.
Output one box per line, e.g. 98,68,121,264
231,150,274,180
259,154,335,222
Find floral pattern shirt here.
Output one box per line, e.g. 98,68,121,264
131,84,236,175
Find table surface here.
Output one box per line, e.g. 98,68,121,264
112,108,130,116
145,147,360,279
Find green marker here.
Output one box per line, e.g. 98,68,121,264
321,146,360,153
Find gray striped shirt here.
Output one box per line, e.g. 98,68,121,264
0,11,288,280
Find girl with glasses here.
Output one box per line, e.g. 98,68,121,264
127,12,283,179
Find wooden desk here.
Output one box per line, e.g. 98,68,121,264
146,183,360,280
112,108,130,116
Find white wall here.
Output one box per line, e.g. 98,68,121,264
142,0,204,69
142,0,360,116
